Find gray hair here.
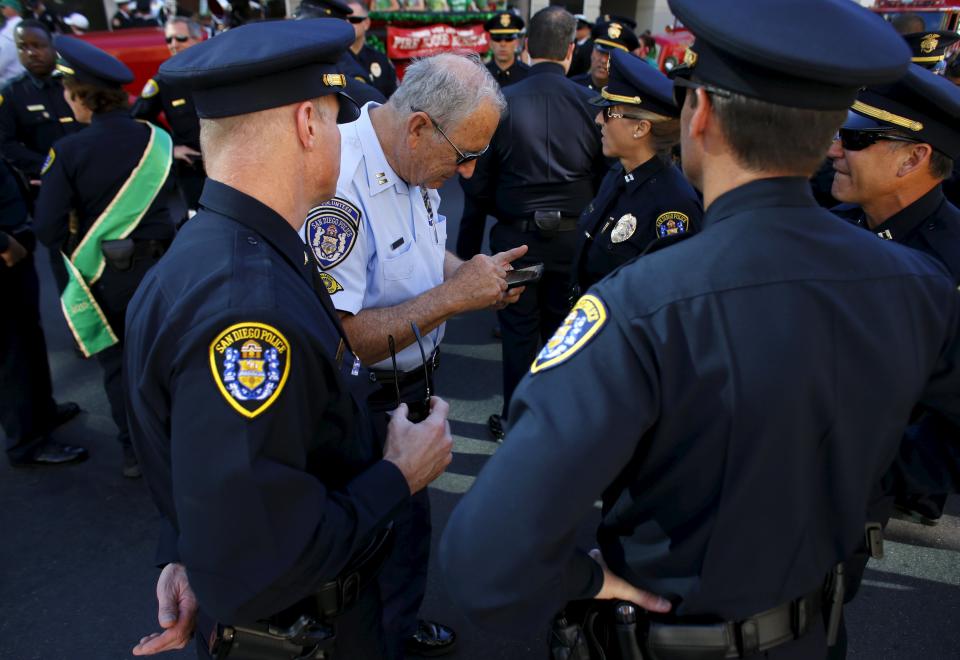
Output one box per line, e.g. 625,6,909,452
388,52,506,129
166,16,204,40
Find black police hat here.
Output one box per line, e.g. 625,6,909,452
596,13,637,31
846,63,960,159
53,35,133,88
902,31,960,70
668,0,912,110
484,12,524,39
574,14,592,31
158,19,357,119
296,0,351,19
590,49,678,118
592,20,639,54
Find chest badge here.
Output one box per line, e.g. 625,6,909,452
531,294,608,373
655,211,690,238
370,62,382,78
210,322,291,419
610,213,637,243
306,197,362,270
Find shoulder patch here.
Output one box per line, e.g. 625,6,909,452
531,294,607,373
655,211,690,238
209,322,291,419
0,94,4,107
141,78,159,99
40,148,55,176
320,272,343,295
306,197,361,270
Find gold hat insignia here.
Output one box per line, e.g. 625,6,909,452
920,33,939,54
499,13,511,27
607,23,622,39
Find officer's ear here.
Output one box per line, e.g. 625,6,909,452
686,88,712,141
895,142,933,179
407,110,432,148
633,119,652,140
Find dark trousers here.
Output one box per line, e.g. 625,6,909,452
454,196,487,260
368,373,433,660
490,223,579,418
194,585,388,659
1,248,58,462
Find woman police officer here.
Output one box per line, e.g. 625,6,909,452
570,49,702,299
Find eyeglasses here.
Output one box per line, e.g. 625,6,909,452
603,106,648,122
670,73,732,108
165,35,191,43
386,322,433,415
347,15,367,23
835,128,922,152
412,107,489,165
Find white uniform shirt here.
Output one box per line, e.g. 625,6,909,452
302,102,447,372
0,16,25,88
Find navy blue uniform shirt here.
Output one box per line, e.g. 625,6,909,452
0,71,79,177
33,110,174,248
574,155,702,292
486,58,529,88
124,180,410,624
569,70,599,91
131,77,201,151
351,45,397,98
440,177,960,636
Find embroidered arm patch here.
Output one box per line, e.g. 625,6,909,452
209,322,291,419
655,211,690,238
40,148,55,176
531,294,607,373
306,197,362,270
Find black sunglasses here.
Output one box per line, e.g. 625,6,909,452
836,128,922,152
165,35,191,43
386,323,433,418
490,34,518,42
412,107,489,165
347,15,367,23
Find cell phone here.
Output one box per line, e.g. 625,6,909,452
506,263,544,289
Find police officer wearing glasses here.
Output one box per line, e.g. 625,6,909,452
125,19,454,659
484,12,528,89
303,54,525,658
571,49,701,298
440,1,960,659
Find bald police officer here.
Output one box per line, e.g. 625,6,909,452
440,1,960,658
126,19,453,658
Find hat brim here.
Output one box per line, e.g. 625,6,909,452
843,109,886,131
588,94,616,108
336,91,360,124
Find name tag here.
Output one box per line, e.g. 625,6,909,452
59,117,74,123
171,98,187,107
27,104,45,111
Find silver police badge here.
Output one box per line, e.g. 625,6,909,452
610,213,637,243
306,197,362,270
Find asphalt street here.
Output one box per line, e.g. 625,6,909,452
1,179,958,659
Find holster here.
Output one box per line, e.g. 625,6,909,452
101,238,136,272
533,210,578,239
213,615,335,660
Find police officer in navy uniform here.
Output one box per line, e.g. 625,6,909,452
483,12,528,88
125,18,454,659
33,35,176,478
0,20,79,291
568,14,593,79
1,157,84,468
825,69,960,634
132,18,205,211
440,2,960,659
345,0,397,98
461,7,606,441
901,30,959,73
111,1,134,29
570,19,639,92
572,49,701,297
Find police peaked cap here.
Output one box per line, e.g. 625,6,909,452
297,0,352,19
592,20,640,53
902,31,960,70
54,35,134,88
485,12,524,36
668,0,911,110
590,49,678,118
158,19,356,119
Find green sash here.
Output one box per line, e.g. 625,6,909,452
61,122,172,357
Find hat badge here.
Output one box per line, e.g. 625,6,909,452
920,33,939,54
607,23,622,39
499,13,511,27
683,47,698,68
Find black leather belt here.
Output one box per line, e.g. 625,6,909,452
313,526,395,618
513,216,579,233
369,349,439,387
645,590,822,659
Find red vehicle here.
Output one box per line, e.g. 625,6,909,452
872,0,960,32
77,27,169,96
653,22,693,74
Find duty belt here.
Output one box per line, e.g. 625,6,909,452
369,349,440,387
512,211,579,233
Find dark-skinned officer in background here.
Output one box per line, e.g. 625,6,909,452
440,2,960,659
570,19,639,92
132,16,205,213
571,49,701,299
34,36,175,478
824,68,960,658
1,156,84,468
345,0,397,99
125,18,454,659
460,6,606,442
0,19,79,291
484,12,528,89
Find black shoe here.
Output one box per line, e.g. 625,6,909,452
488,414,505,441
51,402,82,430
10,440,88,467
404,620,456,657
891,502,940,527
122,445,142,479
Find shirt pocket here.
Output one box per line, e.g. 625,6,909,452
383,240,416,280
435,214,448,249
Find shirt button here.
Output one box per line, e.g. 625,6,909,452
247,236,258,245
